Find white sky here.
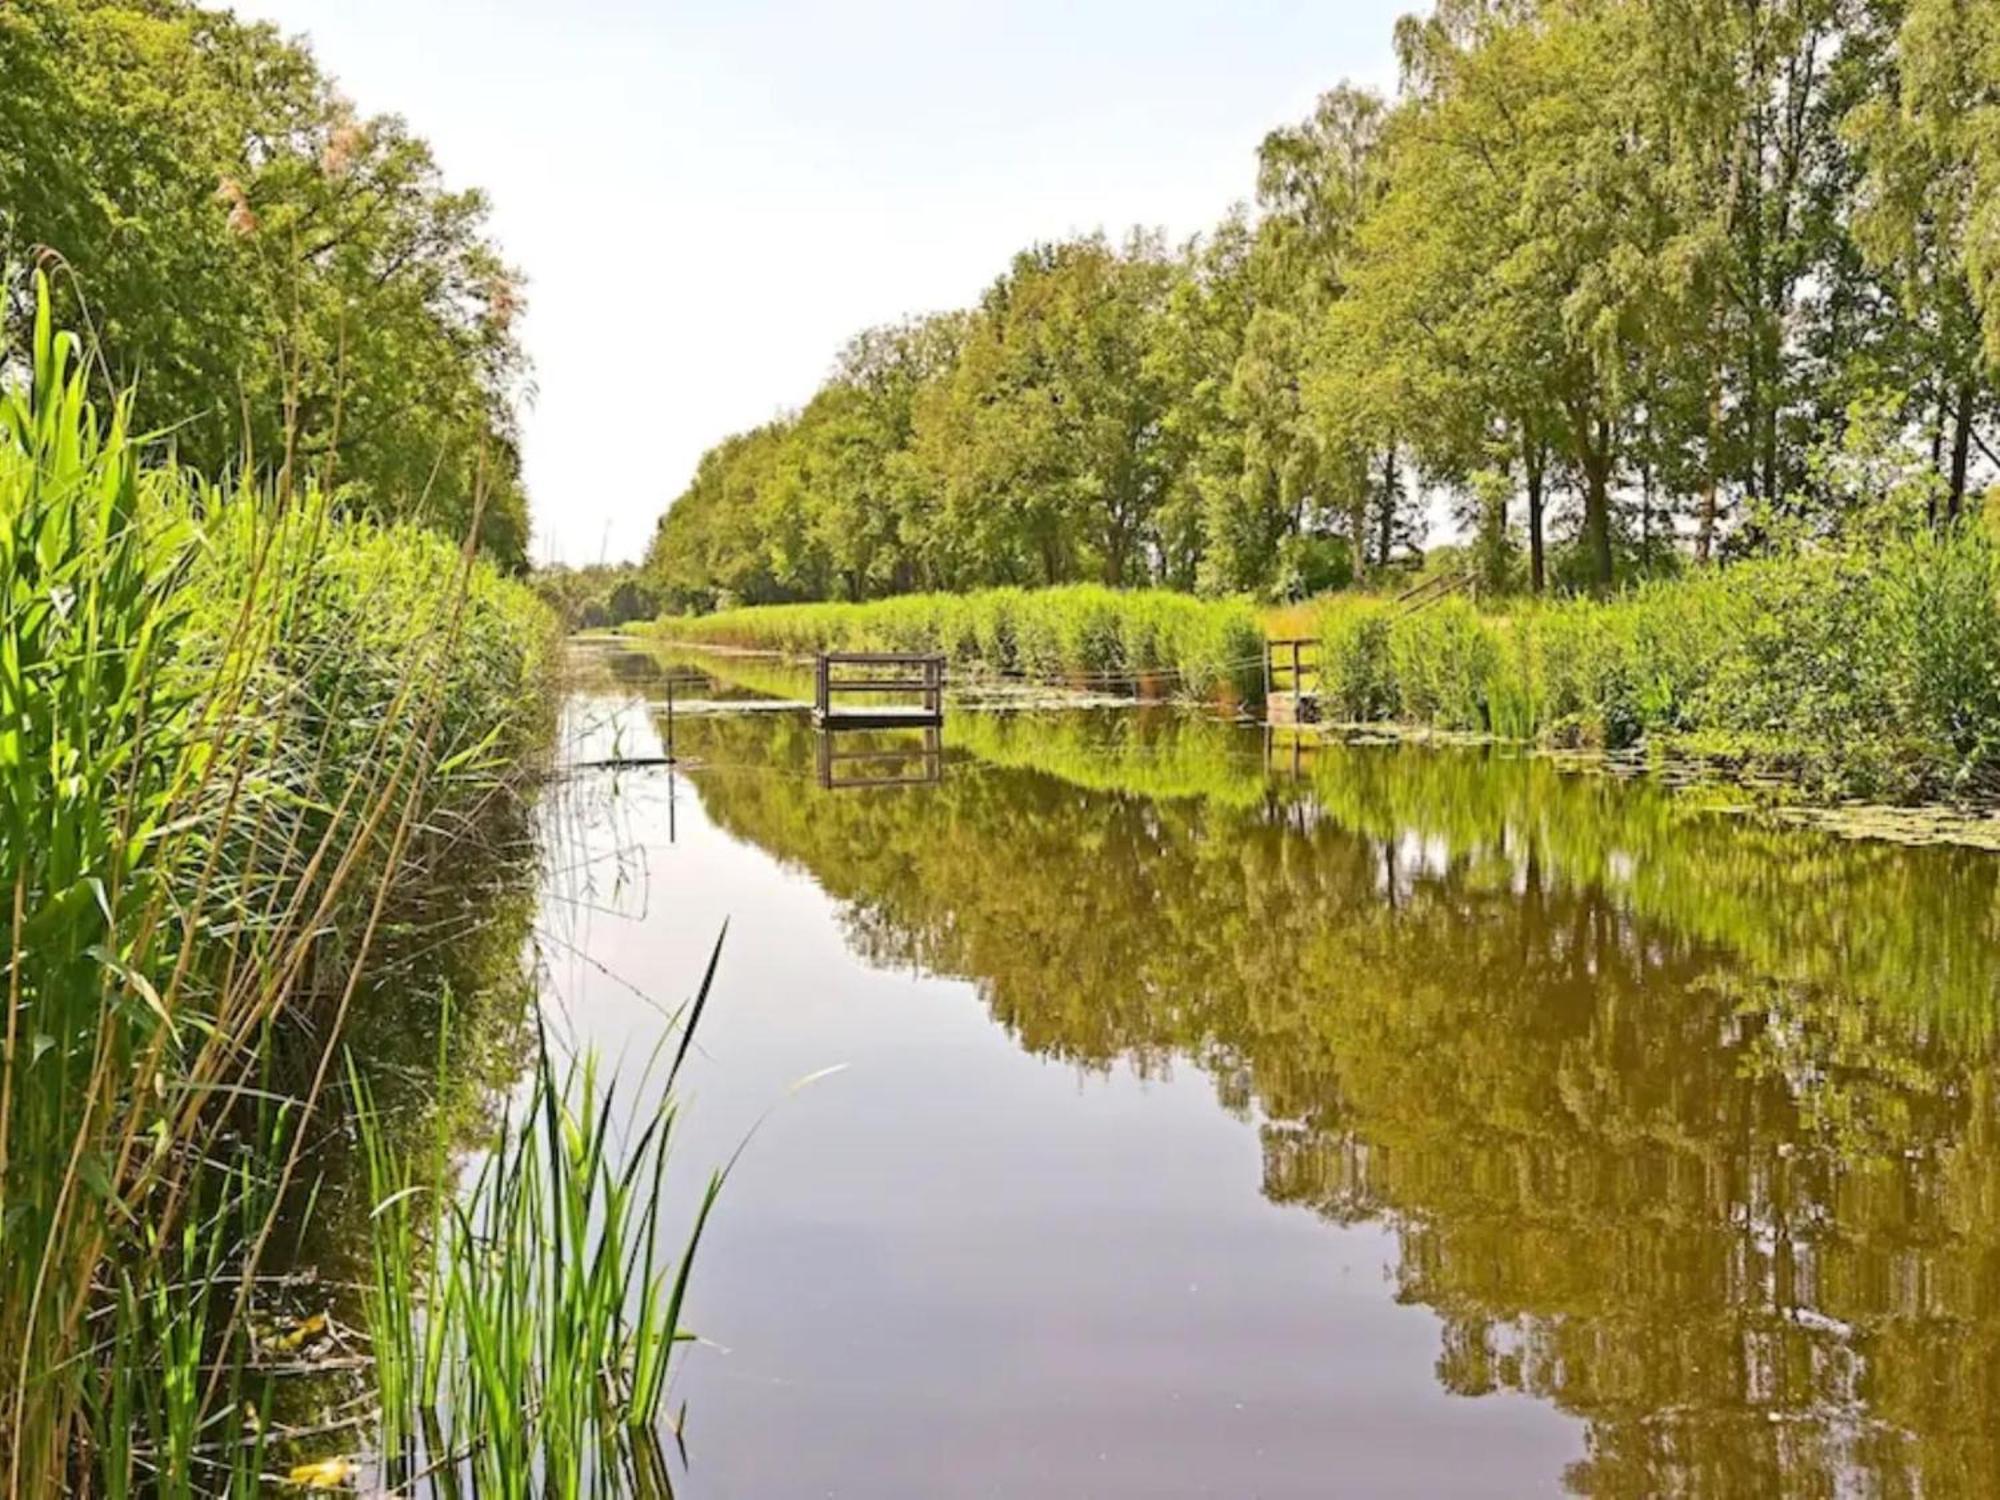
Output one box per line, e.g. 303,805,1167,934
232,1,1407,565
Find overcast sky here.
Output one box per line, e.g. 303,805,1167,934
233,0,1407,565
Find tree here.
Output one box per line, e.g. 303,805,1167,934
1147,215,1256,590
909,235,1176,587
1226,87,1393,595
639,0,1993,609
1847,0,2000,521
0,0,532,565
811,313,965,598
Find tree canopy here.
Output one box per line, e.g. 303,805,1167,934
0,0,532,566
650,0,2000,608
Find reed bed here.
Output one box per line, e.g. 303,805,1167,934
652,585,1267,707
1300,536,2000,799
0,276,712,1493
352,974,726,1498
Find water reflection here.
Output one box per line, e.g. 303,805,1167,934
618,644,2000,1498
817,726,945,790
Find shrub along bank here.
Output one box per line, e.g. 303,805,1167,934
1310,530,2000,800
651,585,1267,705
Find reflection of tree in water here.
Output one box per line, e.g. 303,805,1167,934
669,707,2000,1495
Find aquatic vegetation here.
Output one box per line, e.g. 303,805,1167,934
0,280,558,1489
1296,533,2000,799
651,585,1267,707
352,991,725,1496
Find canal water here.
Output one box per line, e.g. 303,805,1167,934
545,637,2000,1498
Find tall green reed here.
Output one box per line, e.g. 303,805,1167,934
654,584,1266,707
351,936,728,1498
0,272,559,1491
1296,536,2000,798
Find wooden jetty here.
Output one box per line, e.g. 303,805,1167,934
812,652,946,729
1264,638,1322,726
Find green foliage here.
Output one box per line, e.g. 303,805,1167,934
1316,598,1397,721
533,563,660,631
353,1012,722,1495
656,585,1265,706
643,0,1997,614
0,0,531,566
1296,529,2000,797
1531,597,1641,748
1387,599,1500,732
0,279,555,1488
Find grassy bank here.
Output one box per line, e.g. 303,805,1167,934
1302,532,2000,799
0,281,702,1489
652,585,1267,706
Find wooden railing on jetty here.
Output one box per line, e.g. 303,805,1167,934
1264,638,1322,726
1388,569,1473,617
812,652,946,729
1262,570,1478,727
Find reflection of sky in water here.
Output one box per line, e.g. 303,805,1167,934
535,643,2000,1499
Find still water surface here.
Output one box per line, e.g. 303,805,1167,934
547,639,2000,1498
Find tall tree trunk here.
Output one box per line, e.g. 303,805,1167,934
1568,401,1614,593
1758,318,1780,508
1584,457,1613,594
1522,424,1547,595
1949,380,1975,523
1377,445,1398,570
1641,458,1652,556
1104,516,1128,587
1350,491,1370,584
1699,360,1722,563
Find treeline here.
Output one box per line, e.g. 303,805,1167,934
650,0,2000,609
534,562,661,630
0,0,532,565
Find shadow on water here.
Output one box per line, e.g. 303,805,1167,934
592,637,2000,1498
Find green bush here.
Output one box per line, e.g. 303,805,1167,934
1531,599,1639,748
971,589,1024,672
1052,586,1130,683
1884,531,2000,790
1289,528,2000,796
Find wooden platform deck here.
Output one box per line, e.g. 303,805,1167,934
813,704,944,729
812,652,946,729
